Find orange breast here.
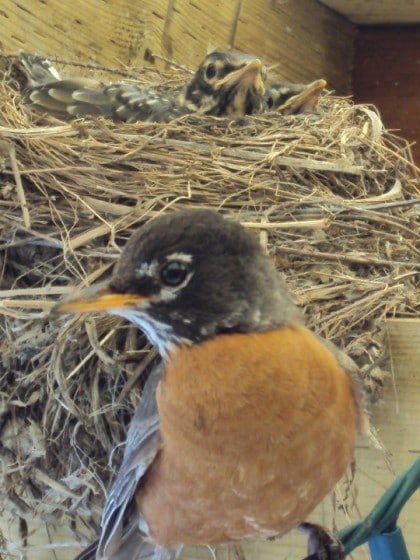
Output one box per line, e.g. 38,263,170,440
136,326,357,547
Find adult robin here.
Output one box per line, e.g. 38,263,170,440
53,209,368,560
18,50,266,122
264,79,327,114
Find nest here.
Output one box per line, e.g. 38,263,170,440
0,57,419,551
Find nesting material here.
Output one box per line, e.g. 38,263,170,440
0,58,419,547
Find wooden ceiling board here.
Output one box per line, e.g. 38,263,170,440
319,0,420,24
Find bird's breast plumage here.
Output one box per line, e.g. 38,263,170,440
135,326,357,546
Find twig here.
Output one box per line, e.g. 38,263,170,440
278,247,420,269
242,218,327,229
148,52,194,74
8,143,31,228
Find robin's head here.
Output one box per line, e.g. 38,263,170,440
183,51,267,117
264,79,327,114
53,210,301,357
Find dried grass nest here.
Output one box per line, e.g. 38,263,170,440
0,57,419,545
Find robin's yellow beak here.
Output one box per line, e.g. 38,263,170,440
278,79,327,114
215,59,265,95
52,282,148,315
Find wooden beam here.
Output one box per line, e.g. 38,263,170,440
386,318,420,381
235,0,354,92
1,0,354,92
353,27,420,164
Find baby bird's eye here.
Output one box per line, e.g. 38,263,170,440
205,63,217,79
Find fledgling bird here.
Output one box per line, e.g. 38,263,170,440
265,79,327,114
18,51,266,122
53,209,368,560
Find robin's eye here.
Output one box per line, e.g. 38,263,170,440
160,261,189,287
206,64,217,79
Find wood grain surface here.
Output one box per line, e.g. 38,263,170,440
1,0,354,92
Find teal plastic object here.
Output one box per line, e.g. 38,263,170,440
368,527,410,560
339,457,420,556
303,457,419,559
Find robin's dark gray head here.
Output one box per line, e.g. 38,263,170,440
182,51,267,117
53,209,301,357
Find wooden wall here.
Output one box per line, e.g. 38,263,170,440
1,0,354,92
353,26,420,163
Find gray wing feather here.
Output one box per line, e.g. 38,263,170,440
75,363,166,559
315,333,369,434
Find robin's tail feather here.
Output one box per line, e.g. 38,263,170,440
73,539,98,560
74,507,182,560
18,51,62,86
74,537,178,560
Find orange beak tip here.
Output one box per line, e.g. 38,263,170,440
50,287,110,316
